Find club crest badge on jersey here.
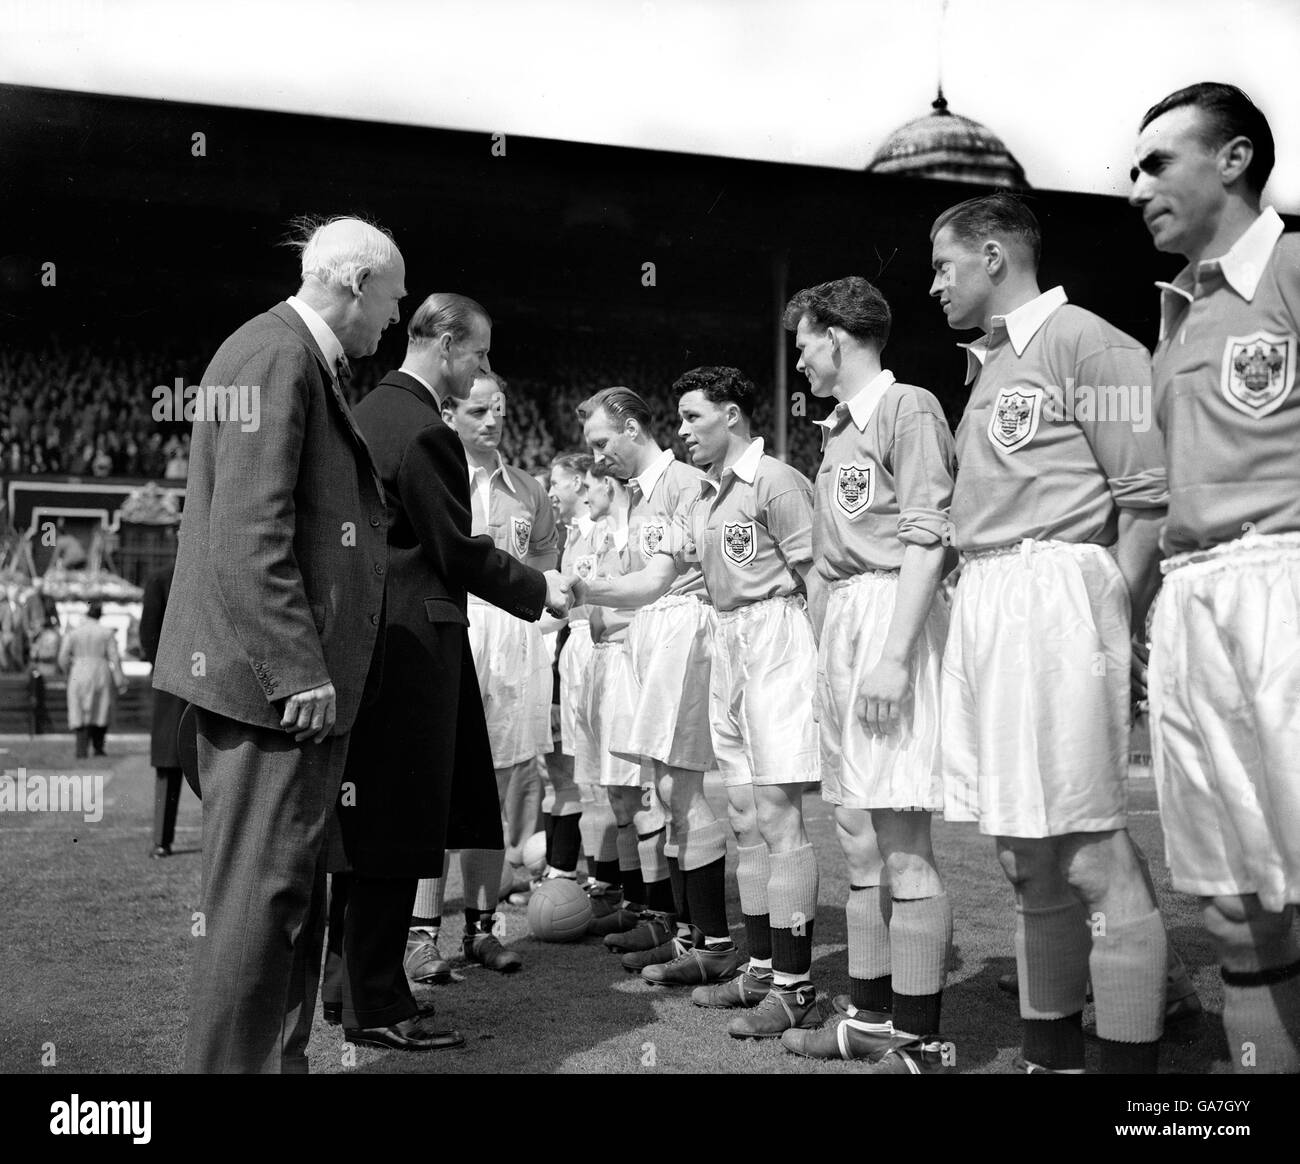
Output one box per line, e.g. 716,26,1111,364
988,387,1043,452
574,554,596,580
511,516,531,557
1221,332,1295,418
639,518,667,559
721,521,757,567
834,463,874,519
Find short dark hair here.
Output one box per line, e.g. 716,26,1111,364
672,366,757,421
407,292,491,347
930,193,1042,269
1140,82,1275,197
551,451,594,478
577,386,653,430
782,276,891,349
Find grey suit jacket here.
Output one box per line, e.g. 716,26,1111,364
153,302,387,734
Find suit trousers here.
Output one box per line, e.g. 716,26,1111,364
183,709,350,1074
153,766,183,848
321,873,419,1029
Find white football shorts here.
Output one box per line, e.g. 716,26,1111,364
942,539,1130,838
1150,532,1300,912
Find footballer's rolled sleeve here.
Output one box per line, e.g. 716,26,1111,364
1075,344,1169,511
528,486,561,565
761,485,815,572
893,406,957,547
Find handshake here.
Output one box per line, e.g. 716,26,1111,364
543,571,588,617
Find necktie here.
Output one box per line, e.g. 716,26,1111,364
335,354,353,396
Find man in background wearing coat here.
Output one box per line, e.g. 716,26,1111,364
153,216,404,1073
324,292,570,1050
139,530,187,859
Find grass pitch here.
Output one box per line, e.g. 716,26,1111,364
0,734,1227,1075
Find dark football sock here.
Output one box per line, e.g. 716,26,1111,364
684,857,730,940
542,811,556,862
852,976,893,1013
1023,1013,1085,1072
595,858,622,887
893,992,943,1038
667,855,689,923
1099,1038,1160,1074
550,814,582,874
644,877,675,914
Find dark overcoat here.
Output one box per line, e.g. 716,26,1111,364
341,371,545,876
139,566,187,768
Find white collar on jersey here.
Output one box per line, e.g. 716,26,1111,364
285,295,345,377
602,516,630,551
629,447,676,501
467,452,517,493
571,513,595,538
814,369,896,444
705,437,765,491
1154,207,1286,340
959,285,1068,383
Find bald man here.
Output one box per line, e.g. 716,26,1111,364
154,215,406,1073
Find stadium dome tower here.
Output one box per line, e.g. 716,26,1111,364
867,88,1030,189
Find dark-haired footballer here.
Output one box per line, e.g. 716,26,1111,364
930,193,1170,1075
574,368,823,1039
577,387,737,984
1132,82,1300,1073
777,277,957,1074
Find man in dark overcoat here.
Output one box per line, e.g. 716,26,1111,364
325,291,568,1049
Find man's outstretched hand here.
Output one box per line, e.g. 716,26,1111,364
543,570,572,617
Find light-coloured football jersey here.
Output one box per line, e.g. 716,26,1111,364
589,518,635,643
813,370,955,578
624,448,708,599
950,287,1168,552
468,455,560,568
1152,208,1300,553
561,513,600,622
659,439,813,612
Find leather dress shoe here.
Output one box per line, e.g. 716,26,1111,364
323,1000,437,1027
343,1013,465,1051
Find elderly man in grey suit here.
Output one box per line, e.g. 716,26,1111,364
153,217,405,1073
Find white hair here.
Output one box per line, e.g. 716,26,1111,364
289,215,399,290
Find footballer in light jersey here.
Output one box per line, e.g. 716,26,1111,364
775,277,959,1075
932,193,1171,1074
410,372,559,975
578,388,739,981
576,367,822,1036
547,452,621,891
570,460,677,954
1132,82,1300,1073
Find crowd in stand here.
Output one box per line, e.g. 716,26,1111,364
1,337,825,483
1,343,192,479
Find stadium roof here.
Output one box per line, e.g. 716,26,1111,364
868,91,1029,189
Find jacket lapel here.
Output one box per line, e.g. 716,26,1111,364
382,371,447,421
268,302,385,502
